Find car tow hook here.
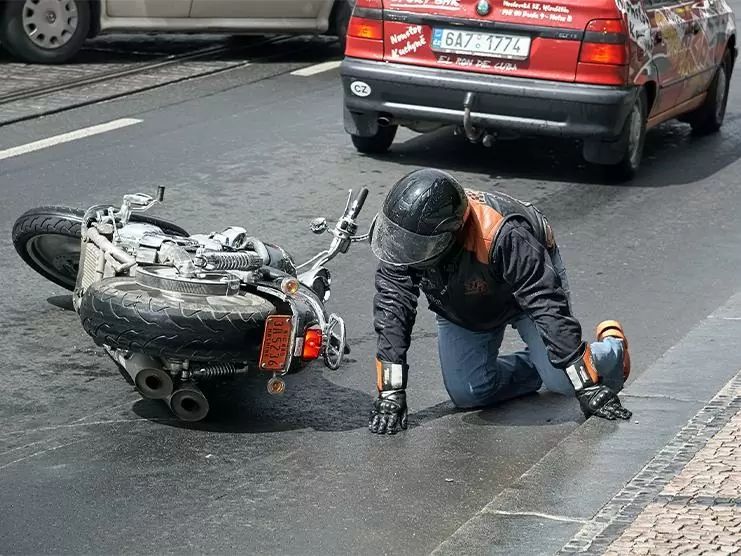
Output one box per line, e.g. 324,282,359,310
462,92,484,143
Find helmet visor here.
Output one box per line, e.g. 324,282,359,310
370,212,454,267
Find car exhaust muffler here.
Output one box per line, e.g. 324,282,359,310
167,381,210,422
378,115,392,127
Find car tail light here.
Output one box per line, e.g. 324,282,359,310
576,19,629,85
348,17,383,41
345,0,384,60
302,327,323,360
579,19,628,65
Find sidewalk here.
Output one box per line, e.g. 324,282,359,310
605,410,740,555
561,371,741,555
433,292,741,556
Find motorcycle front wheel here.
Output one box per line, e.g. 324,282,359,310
12,206,189,291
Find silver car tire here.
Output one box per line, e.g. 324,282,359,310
0,0,91,64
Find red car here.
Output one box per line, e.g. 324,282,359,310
341,0,736,179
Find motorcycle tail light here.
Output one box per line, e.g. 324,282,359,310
302,327,323,360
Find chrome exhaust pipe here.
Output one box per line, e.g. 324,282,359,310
167,381,210,422
106,348,173,399
135,368,174,400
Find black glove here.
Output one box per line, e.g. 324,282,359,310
369,390,408,435
577,384,632,420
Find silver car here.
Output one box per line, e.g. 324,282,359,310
0,0,352,63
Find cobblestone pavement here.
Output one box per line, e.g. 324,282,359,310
560,372,741,555
604,409,741,555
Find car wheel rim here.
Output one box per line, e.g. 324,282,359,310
627,104,643,167
715,66,728,123
26,234,80,287
22,0,78,50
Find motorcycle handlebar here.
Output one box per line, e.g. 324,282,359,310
348,187,369,220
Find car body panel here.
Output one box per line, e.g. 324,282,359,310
105,0,193,19
99,0,337,32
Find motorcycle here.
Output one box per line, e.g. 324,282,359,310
12,186,371,422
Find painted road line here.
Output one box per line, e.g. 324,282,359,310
290,60,342,77
0,118,142,161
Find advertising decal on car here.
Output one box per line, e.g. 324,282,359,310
615,0,735,84
387,0,463,12
498,1,574,24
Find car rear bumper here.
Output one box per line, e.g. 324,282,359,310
341,58,637,139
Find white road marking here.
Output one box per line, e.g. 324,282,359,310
0,118,142,161
290,60,342,77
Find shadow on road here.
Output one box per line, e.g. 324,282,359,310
374,118,741,187
133,374,581,433
132,371,374,433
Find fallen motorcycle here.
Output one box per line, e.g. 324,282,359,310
12,186,370,422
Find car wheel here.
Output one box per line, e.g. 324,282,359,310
351,125,397,154
329,0,353,53
591,89,647,182
0,0,90,64
688,51,732,136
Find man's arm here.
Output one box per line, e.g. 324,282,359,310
493,219,631,420
370,262,421,434
493,219,582,367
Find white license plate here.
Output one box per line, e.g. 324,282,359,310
431,28,531,60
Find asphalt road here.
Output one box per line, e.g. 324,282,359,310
1,33,741,555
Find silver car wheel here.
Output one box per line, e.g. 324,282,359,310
627,103,643,168
22,0,78,49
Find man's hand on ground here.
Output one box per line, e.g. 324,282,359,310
576,384,632,420
369,390,408,435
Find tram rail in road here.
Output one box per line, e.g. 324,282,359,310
0,36,330,126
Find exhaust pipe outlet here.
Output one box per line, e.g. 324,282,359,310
168,381,210,422
135,368,174,400
378,115,392,127
105,348,172,398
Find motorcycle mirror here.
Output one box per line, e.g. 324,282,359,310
310,217,328,234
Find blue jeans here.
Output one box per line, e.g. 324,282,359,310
436,248,625,409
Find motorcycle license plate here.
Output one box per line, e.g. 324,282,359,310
259,315,293,371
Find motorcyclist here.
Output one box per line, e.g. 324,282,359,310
368,168,632,435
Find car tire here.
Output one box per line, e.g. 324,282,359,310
351,125,397,154
593,89,648,182
0,0,90,64
687,51,732,136
329,0,353,52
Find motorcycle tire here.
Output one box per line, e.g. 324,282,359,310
78,276,277,362
12,206,189,291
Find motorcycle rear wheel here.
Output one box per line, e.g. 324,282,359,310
78,276,277,362
12,206,189,291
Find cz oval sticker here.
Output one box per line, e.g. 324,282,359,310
350,81,372,97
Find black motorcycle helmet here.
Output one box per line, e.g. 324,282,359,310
370,168,469,267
